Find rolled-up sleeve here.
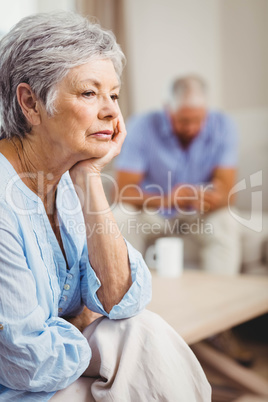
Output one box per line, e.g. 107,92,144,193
0,209,91,394
80,239,152,319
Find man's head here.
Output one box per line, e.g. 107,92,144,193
166,76,208,146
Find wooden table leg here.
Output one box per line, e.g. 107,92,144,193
233,395,268,402
191,342,268,397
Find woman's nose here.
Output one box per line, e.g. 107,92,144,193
98,97,119,120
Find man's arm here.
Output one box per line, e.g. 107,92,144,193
198,113,238,213
199,167,237,213
116,170,192,210
116,167,237,214
116,170,168,209
116,171,203,211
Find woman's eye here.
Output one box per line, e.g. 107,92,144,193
83,91,96,98
111,94,119,101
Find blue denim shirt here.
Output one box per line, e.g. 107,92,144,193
0,153,152,401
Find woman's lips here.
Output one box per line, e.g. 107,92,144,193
90,130,113,135
89,130,113,139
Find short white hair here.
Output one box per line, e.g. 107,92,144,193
0,11,125,139
167,75,208,110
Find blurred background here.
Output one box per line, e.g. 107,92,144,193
1,0,267,212
0,1,267,400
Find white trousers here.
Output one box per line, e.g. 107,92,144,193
113,204,241,275
51,310,211,401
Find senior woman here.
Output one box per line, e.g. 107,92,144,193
0,11,210,402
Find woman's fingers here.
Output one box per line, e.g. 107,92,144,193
112,110,126,147
117,108,126,130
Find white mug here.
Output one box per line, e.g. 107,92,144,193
145,237,184,277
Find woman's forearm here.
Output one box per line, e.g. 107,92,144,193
73,171,132,313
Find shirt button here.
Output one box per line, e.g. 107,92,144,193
67,273,73,280
58,308,63,313
0,324,4,330
64,284,70,291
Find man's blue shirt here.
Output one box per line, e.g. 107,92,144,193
116,110,238,216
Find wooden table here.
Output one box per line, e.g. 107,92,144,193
148,270,268,345
147,270,268,397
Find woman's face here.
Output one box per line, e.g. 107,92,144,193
38,58,120,164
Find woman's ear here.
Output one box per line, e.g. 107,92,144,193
16,83,41,126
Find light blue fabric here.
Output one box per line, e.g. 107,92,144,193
0,153,152,401
116,110,238,216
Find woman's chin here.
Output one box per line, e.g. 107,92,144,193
81,142,111,159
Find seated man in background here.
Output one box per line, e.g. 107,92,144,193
114,75,241,275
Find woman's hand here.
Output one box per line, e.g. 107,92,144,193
70,110,126,178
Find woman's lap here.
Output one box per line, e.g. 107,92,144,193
52,310,211,401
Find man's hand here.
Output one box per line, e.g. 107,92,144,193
196,168,237,213
170,167,236,214
197,180,225,213
171,184,199,211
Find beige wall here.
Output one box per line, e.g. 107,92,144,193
124,0,222,114
221,0,268,111
0,0,37,32
0,0,75,33
123,0,268,114
220,0,268,210
37,0,75,13
2,0,266,114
